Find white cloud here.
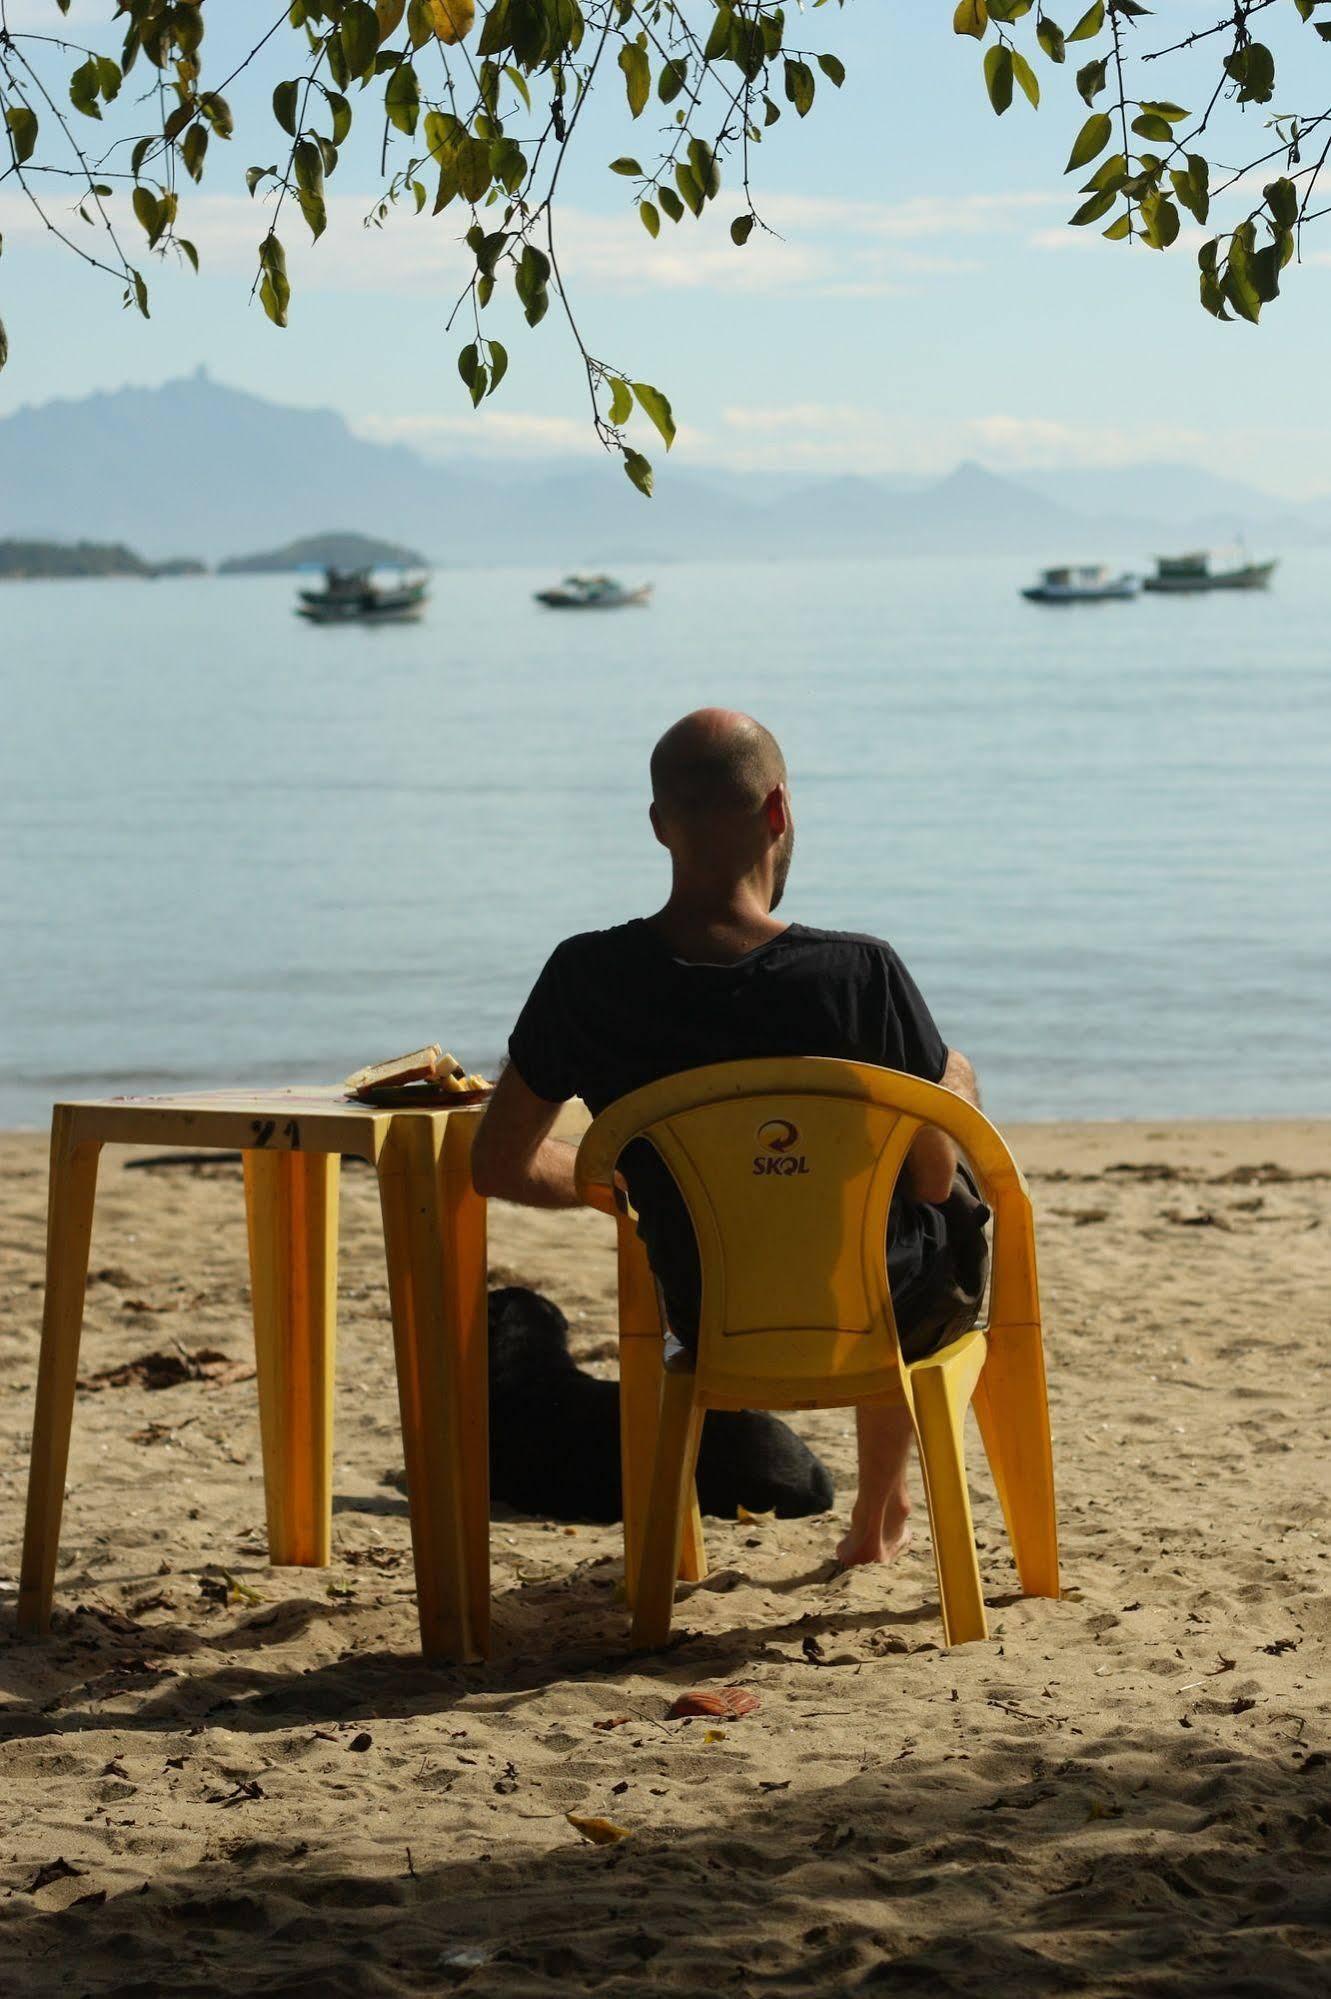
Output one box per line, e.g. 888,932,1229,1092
0,182,1042,303
357,409,602,459
963,413,1213,469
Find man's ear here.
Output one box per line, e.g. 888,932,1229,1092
762,784,788,837
650,800,669,848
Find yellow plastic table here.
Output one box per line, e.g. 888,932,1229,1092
17,1088,490,1664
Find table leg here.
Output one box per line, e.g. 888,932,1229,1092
18,1110,103,1635
243,1150,339,1567
377,1114,489,1665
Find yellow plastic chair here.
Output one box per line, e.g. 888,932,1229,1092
574,1058,1060,1651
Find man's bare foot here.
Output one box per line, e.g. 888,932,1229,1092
835,1502,912,1567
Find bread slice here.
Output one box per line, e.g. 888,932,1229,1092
343,1044,443,1094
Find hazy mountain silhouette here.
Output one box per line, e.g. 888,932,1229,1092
0,370,1323,563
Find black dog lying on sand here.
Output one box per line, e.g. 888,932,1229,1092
488,1285,834,1524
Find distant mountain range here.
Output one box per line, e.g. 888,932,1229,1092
1,369,1327,564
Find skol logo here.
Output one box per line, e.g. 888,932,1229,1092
753,1118,811,1177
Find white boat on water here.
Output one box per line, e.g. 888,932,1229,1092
296,566,429,624
534,572,652,609
1141,548,1277,594
1022,563,1139,604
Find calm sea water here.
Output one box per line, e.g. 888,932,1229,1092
2,556,1327,1127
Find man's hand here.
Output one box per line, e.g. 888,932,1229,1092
469,1062,582,1208
905,1049,981,1205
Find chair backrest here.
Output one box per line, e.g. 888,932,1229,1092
575,1058,1038,1408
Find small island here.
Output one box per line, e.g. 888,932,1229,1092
218,530,427,575
0,539,206,581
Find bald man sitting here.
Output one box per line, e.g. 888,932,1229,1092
472,710,988,1568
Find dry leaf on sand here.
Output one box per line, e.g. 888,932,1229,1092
566,1814,631,1845
667,1687,761,1721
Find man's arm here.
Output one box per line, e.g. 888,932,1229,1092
905,1048,981,1204
469,1061,582,1208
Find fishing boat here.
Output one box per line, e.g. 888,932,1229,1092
296,566,429,624
1021,563,1139,604
534,573,652,609
1141,549,1277,594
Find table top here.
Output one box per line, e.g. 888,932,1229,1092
51,1085,486,1159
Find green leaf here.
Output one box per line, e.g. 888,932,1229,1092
515,242,550,326
6,106,38,165
658,186,684,223
70,58,102,120
704,7,734,62
97,57,122,103
784,59,815,118
181,123,208,182
1169,156,1209,225
639,199,660,238
610,157,642,176
132,185,162,243
385,61,420,135
1075,57,1107,104
1265,176,1298,230
1066,112,1112,172
1067,1,1104,40
1069,187,1115,226
273,80,300,137
487,338,507,394
1036,16,1066,63
1082,151,1127,193
1131,112,1173,144
178,237,199,273
327,92,353,146
294,138,324,196
674,161,704,218
458,340,479,391
632,381,675,451
817,54,846,87
1139,191,1179,252
608,377,633,426
258,234,290,328
730,212,754,246
1102,211,1132,240
131,269,149,319
658,58,688,104
619,42,650,119
1225,42,1275,105
341,1,382,78
984,45,1013,116
953,0,988,36
623,449,654,499
199,93,233,140
687,137,720,200
1010,50,1040,108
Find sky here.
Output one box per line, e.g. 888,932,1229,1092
1,2,1329,496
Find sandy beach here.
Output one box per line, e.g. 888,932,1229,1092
1,1117,1328,1995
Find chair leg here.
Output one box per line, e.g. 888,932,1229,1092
615,1218,663,1609
244,1149,339,1567
18,1115,102,1635
630,1371,703,1651
909,1352,989,1647
377,1116,490,1665
615,1219,707,1601
972,1323,1060,1601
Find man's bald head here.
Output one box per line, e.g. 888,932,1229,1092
650,708,787,825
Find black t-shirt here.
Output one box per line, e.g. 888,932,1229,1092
508,919,951,1342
